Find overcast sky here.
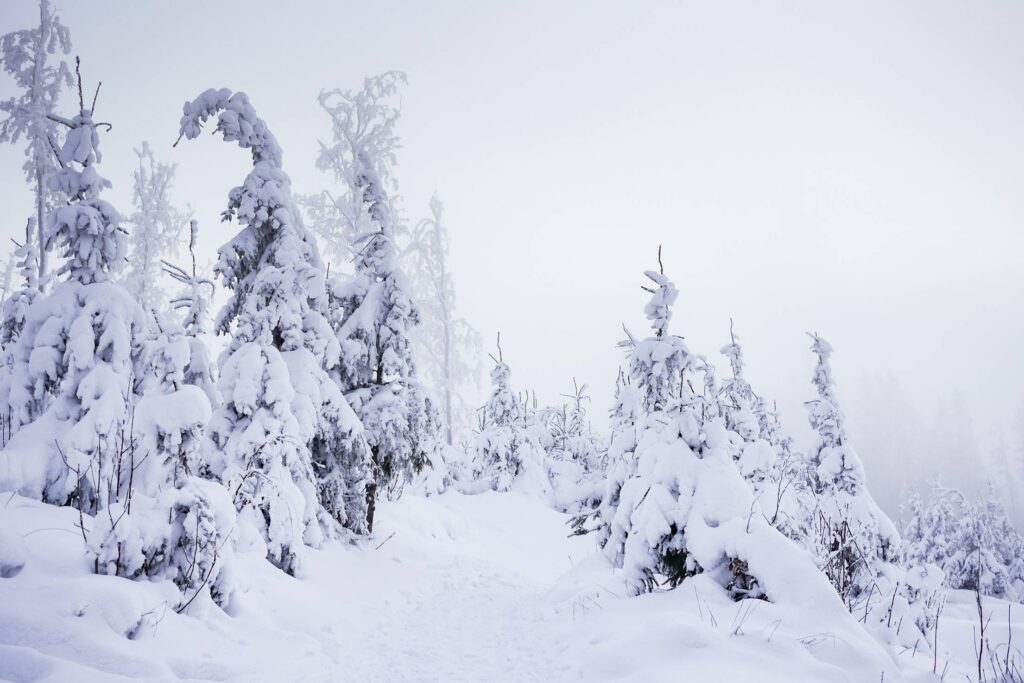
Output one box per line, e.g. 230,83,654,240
2,0,1022,517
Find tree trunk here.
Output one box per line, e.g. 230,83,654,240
36,168,46,291
365,480,377,534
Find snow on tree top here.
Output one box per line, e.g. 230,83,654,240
179,88,282,166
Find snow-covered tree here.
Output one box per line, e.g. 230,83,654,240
314,72,439,531
472,335,550,496
0,0,72,290
306,71,404,267
161,219,217,408
123,142,187,313
0,219,41,348
0,79,147,512
0,72,232,609
0,247,17,304
583,370,640,540
177,88,370,573
88,303,233,610
544,379,606,512
904,482,1024,602
719,324,777,493
804,333,900,606
599,258,786,598
546,380,602,471
405,194,482,445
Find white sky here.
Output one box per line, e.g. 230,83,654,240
1,0,1022,516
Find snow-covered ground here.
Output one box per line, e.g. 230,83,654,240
0,490,1015,682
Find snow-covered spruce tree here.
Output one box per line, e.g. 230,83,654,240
161,219,218,410
88,302,234,611
177,88,371,572
718,323,777,494
0,0,72,290
904,482,1023,602
0,251,15,304
404,194,483,445
123,142,188,314
314,72,440,531
471,334,550,496
580,369,640,539
0,220,41,347
719,324,813,546
544,379,606,512
0,221,41,444
0,80,146,510
805,333,901,606
751,393,814,546
0,73,231,610
599,257,806,599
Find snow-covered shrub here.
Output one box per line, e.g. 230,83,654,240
314,72,440,530
177,88,370,573
88,478,234,610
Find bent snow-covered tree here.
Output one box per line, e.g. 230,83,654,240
177,88,371,573
405,194,482,446
0,0,72,290
805,333,900,605
314,72,440,532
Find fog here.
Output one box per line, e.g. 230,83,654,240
1,0,1022,522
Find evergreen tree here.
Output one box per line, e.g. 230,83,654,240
0,219,41,349
314,72,439,531
0,70,232,609
599,256,779,598
0,0,72,290
719,323,777,492
471,334,550,496
161,219,218,409
585,370,640,541
904,482,1024,602
177,88,370,573
0,74,143,511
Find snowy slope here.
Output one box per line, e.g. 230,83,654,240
0,490,1007,682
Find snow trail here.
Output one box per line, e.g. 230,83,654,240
235,491,587,683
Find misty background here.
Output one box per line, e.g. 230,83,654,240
1,0,1022,524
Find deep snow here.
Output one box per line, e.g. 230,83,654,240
0,489,1016,682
